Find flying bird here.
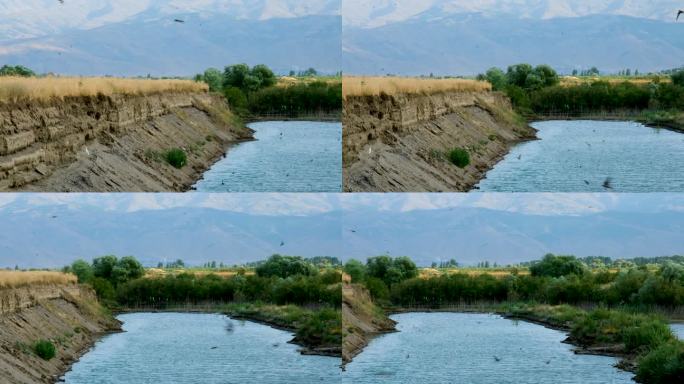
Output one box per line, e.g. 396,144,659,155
280,241,285,247
602,177,614,190
174,19,185,23
677,10,684,21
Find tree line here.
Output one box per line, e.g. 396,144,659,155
194,64,341,117
65,254,341,308
346,254,684,308
478,63,684,115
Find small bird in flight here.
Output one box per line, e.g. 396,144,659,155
174,19,185,23
677,10,684,21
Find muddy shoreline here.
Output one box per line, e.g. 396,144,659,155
114,307,340,359
368,307,640,376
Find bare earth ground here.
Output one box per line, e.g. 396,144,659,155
0,284,119,384
343,91,537,192
0,92,252,192
342,283,396,366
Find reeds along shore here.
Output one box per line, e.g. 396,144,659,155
342,76,491,98
0,76,208,103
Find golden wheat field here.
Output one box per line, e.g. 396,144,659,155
0,270,77,288
0,76,208,103
343,76,491,98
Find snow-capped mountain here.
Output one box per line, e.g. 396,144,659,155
0,1,341,76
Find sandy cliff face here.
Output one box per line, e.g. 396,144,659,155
0,92,252,191
343,91,537,192
0,283,119,384
342,283,395,365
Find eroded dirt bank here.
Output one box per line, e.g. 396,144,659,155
0,92,253,191
343,91,537,192
342,283,396,365
0,284,120,384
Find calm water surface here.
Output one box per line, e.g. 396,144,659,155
672,323,684,339
343,312,634,384
476,120,684,192
63,313,339,384
194,121,341,192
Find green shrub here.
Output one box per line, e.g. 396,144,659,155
636,340,684,384
622,320,674,352
165,148,187,169
33,340,56,360
448,148,470,168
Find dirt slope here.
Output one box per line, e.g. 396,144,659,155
342,283,396,365
0,284,119,384
343,91,537,192
0,92,253,192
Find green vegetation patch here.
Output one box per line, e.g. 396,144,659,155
33,340,56,360
164,148,187,169
448,148,471,168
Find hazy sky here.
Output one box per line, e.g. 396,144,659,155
1,193,683,268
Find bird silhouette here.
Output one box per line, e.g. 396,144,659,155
280,241,285,247
677,10,684,21
174,19,185,23
602,177,614,190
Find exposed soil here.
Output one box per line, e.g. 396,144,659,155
0,92,253,192
342,283,396,366
0,284,120,384
343,91,537,192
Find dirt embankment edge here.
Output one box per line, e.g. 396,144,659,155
0,284,120,384
0,92,253,192
343,91,537,192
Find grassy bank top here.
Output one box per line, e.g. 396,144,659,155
0,270,77,289
342,76,491,98
0,76,208,103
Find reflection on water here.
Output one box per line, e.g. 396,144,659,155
63,312,339,384
477,120,684,192
343,312,634,384
194,121,341,192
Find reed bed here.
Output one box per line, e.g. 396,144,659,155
0,76,208,103
343,76,491,98
0,270,77,289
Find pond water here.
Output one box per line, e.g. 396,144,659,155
193,121,342,192
671,323,684,339
343,312,634,384
62,312,339,384
476,120,684,192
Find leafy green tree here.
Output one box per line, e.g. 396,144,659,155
366,256,418,286
506,63,534,88
201,68,223,92
530,254,587,278
250,64,276,88
255,254,318,278
344,259,366,282
70,259,93,283
112,256,145,285
671,70,684,87
92,255,118,281
484,67,507,91
533,65,559,87
223,64,251,91
0,65,35,77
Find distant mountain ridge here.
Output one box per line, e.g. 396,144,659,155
0,2,341,76
343,12,684,75
0,205,342,268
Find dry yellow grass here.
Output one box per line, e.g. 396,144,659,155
0,76,208,103
0,270,77,289
560,76,668,87
419,268,530,279
343,76,491,98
